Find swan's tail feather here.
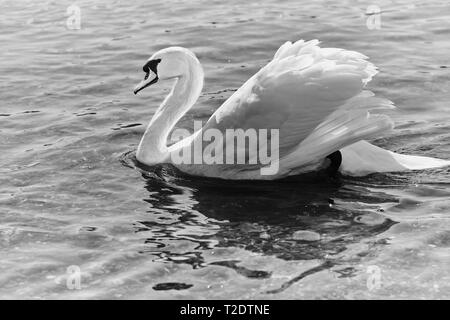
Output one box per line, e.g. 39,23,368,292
390,152,450,170
340,140,450,176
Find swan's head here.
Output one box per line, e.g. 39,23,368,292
134,47,201,95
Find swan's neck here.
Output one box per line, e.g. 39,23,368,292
136,60,203,165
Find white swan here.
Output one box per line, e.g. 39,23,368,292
133,39,449,179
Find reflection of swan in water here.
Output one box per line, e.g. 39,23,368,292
128,162,399,292
132,162,397,278
133,39,450,179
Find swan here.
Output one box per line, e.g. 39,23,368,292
133,39,449,179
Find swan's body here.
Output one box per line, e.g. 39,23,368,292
133,39,449,179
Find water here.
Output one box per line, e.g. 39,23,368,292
0,0,449,299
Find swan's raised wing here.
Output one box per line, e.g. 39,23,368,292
201,39,393,173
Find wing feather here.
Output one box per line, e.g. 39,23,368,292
200,39,393,172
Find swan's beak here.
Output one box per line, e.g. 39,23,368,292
134,73,158,95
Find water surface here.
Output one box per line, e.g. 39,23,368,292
0,0,449,299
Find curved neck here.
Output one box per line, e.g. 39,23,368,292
136,58,203,165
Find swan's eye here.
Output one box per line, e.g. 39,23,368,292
143,58,162,75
